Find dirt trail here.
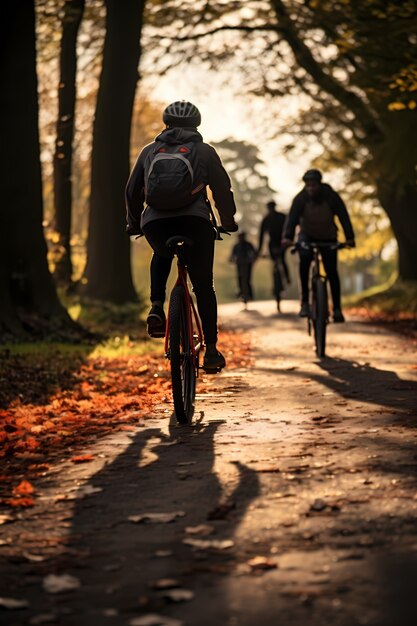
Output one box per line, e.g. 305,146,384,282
2,300,417,626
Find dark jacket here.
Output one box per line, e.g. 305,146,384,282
230,240,257,265
284,183,355,242
125,127,237,234
258,210,286,251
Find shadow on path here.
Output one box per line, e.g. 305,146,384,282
256,356,417,415
31,418,260,625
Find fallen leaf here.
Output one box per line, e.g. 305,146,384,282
0,596,29,609
6,497,35,508
150,579,180,590
162,589,194,603
247,556,278,571
128,511,185,524
13,480,35,495
70,455,95,463
0,514,14,525
185,524,215,536
43,574,81,594
182,538,234,550
129,614,184,626
23,552,48,562
154,550,173,558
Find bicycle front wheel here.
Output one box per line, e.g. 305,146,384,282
313,279,328,358
168,285,197,424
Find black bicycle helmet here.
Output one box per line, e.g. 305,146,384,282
302,169,322,182
162,101,201,128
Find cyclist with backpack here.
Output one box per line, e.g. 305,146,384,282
282,169,355,322
125,101,238,372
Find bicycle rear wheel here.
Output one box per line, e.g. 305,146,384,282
313,279,328,358
168,285,197,424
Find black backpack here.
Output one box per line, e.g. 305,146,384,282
144,141,205,210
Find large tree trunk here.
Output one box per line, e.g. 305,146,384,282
377,181,417,282
0,1,72,338
53,0,85,286
84,0,145,303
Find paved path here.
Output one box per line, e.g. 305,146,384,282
2,301,417,626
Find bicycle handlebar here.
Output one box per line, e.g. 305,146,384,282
290,241,349,254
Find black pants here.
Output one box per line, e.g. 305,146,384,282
298,241,341,309
269,243,290,283
143,217,218,344
236,263,254,300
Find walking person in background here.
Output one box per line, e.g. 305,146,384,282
257,200,290,311
229,232,257,304
125,101,238,372
282,169,355,322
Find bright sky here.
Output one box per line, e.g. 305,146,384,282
150,66,319,211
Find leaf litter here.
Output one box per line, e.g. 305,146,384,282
0,330,251,507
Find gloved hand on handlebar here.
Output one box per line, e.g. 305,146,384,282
126,225,143,237
222,222,238,232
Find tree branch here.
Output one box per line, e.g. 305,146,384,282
169,24,279,42
271,0,383,142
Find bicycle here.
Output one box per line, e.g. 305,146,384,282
292,241,347,358
237,263,253,309
272,255,284,313
260,249,287,312
165,227,230,425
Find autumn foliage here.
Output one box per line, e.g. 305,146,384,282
0,330,251,508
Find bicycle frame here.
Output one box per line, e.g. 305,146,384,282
309,246,328,333
164,243,203,370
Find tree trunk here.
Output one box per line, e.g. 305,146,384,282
0,1,72,338
377,181,417,282
53,0,85,285
84,0,145,303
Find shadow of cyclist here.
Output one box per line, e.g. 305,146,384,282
314,356,417,414
44,418,260,625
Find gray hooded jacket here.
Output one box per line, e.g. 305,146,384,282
125,127,237,233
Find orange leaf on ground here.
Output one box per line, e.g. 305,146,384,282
6,497,35,508
13,480,35,495
70,454,95,463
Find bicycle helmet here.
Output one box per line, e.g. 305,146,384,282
302,169,322,182
162,101,201,128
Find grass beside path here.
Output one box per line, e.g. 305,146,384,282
345,278,417,319
344,278,417,340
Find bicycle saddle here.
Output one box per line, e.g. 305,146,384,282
166,235,194,249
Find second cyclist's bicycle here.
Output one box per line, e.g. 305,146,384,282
292,241,346,358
